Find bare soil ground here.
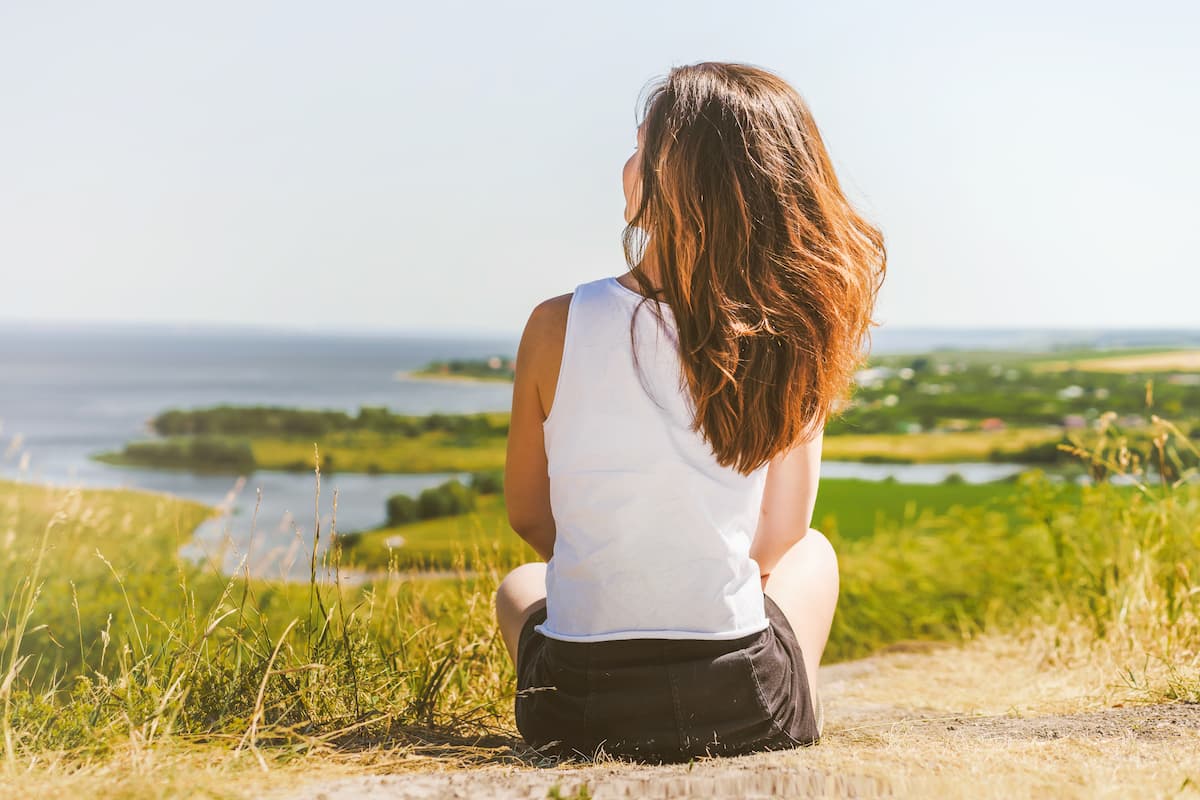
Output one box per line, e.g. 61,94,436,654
273,634,1200,800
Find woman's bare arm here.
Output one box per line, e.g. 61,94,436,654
502,296,568,561
748,428,824,580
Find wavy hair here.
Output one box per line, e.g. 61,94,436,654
622,61,887,475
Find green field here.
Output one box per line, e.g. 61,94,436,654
821,426,1068,463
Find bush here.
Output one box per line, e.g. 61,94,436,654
386,493,419,525
384,479,480,525
440,478,477,513
989,437,1072,464
469,469,504,494
147,405,510,439
416,479,477,520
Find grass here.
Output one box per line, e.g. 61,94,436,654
1,407,1197,797
1030,347,1200,373
254,431,508,474
820,425,1066,463
0,477,518,760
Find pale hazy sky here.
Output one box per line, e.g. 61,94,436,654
2,1,1197,336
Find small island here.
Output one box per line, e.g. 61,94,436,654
401,355,515,383
93,406,511,474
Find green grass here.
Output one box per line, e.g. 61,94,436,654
0,478,514,759
2,408,1197,784
810,475,1064,541
252,429,508,473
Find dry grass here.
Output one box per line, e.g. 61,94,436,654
793,622,1200,800
0,743,297,800
1031,349,1200,374
4,605,1198,799
33,623,1182,800
820,426,1063,462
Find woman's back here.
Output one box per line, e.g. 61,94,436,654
498,60,884,763
535,275,771,642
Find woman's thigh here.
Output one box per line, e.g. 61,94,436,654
495,561,547,664
762,528,839,712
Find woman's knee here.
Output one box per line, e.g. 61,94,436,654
772,529,839,630
805,527,838,568
777,527,839,578
494,562,546,613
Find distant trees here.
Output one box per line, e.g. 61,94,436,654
386,478,476,525
154,407,343,437
120,436,256,471
385,493,419,524
989,438,1072,464
417,480,476,519
417,356,515,381
384,469,504,526
151,405,510,438
467,468,504,494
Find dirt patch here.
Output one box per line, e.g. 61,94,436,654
287,759,890,800
929,703,1200,742
280,703,1200,800
277,637,1200,800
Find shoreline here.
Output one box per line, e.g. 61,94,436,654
393,369,513,384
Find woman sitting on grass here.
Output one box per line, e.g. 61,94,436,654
496,60,886,763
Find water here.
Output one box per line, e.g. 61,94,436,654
817,461,1025,484
0,323,519,577
7,321,1178,578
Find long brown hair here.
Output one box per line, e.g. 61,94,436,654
622,61,887,476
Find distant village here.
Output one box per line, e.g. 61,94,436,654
415,352,1197,439
849,363,1165,435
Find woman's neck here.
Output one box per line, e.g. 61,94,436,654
626,250,663,293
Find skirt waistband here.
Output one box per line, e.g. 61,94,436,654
541,624,773,669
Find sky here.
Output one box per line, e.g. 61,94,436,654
1,1,1197,337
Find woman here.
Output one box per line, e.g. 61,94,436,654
496,61,886,763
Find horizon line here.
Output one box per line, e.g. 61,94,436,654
1,316,1199,341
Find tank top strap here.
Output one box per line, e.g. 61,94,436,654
542,279,601,437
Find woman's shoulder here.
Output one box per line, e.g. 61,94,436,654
526,291,573,342
525,276,609,335
516,291,572,382
521,275,620,357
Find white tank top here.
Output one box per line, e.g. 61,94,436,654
533,275,771,642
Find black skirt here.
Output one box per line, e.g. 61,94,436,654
514,593,820,764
